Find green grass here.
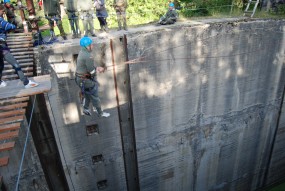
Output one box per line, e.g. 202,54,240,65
268,182,285,191
34,7,284,37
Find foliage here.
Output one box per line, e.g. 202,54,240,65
104,0,168,26
271,3,285,15
16,0,283,37
178,0,234,17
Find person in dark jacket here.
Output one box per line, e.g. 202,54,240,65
75,36,110,117
64,0,80,38
94,0,109,32
42,0,67,40
157,2,178,25
78,0,96,37
0,4,38,88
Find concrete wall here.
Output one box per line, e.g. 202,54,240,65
127,19,285,191
267,76,285,184
37,18,285,191
38,40,128,191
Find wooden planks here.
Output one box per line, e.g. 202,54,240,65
0,109,25,118
2,72,34,80
0,102,28,110
0,130,19,141
3,67,34,75
8,51,34,56
0,157,9,167
0,97,29,104
6,32,32,36
0,142,15,152
4,58,34,65
10,47,35,52
4,32,35,81
5,41,33,46
0,123,21,133
0,116,24,125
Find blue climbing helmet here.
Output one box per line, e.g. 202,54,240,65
169,2,174,7
4,0,10,3
80,36,93,47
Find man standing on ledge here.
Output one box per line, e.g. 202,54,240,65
0,4,38,88
113,0,128,31
42,0,67,40
78,0,96,37
75,36,110,117
64,0,80,39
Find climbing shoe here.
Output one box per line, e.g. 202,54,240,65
83,109,92,116
93,107,110,118
25,80,39,88
100,111,110,118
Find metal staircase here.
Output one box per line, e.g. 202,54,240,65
244,0,260,17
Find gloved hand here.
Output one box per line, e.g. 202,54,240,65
96,67,105,73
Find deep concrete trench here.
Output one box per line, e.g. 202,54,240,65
3,18,285,191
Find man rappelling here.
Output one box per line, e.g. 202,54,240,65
75,36,110,117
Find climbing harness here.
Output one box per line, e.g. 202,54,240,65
75,73,98,96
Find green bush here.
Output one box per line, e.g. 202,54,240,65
178,0,233,17
275,4,285,14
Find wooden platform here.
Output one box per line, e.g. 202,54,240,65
0,33,50,171
0,157,9,167
0,75,51,99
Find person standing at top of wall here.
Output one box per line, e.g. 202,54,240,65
0,4,38,88
42,0,67,40
113,0,128,31
75,36,110,117
64,0,80,39
157,2,178,25
78,0,96,37
94,0,109,32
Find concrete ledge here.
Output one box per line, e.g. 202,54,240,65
0,75,51,99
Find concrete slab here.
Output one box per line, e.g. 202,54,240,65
0,75,51,99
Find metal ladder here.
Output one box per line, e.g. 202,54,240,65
244,0,260,17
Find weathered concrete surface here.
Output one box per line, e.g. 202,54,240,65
267,86,285,185
127,19,285,191
37,38,128,191
36,18,285,191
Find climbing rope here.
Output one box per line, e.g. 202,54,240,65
15,95,37,191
